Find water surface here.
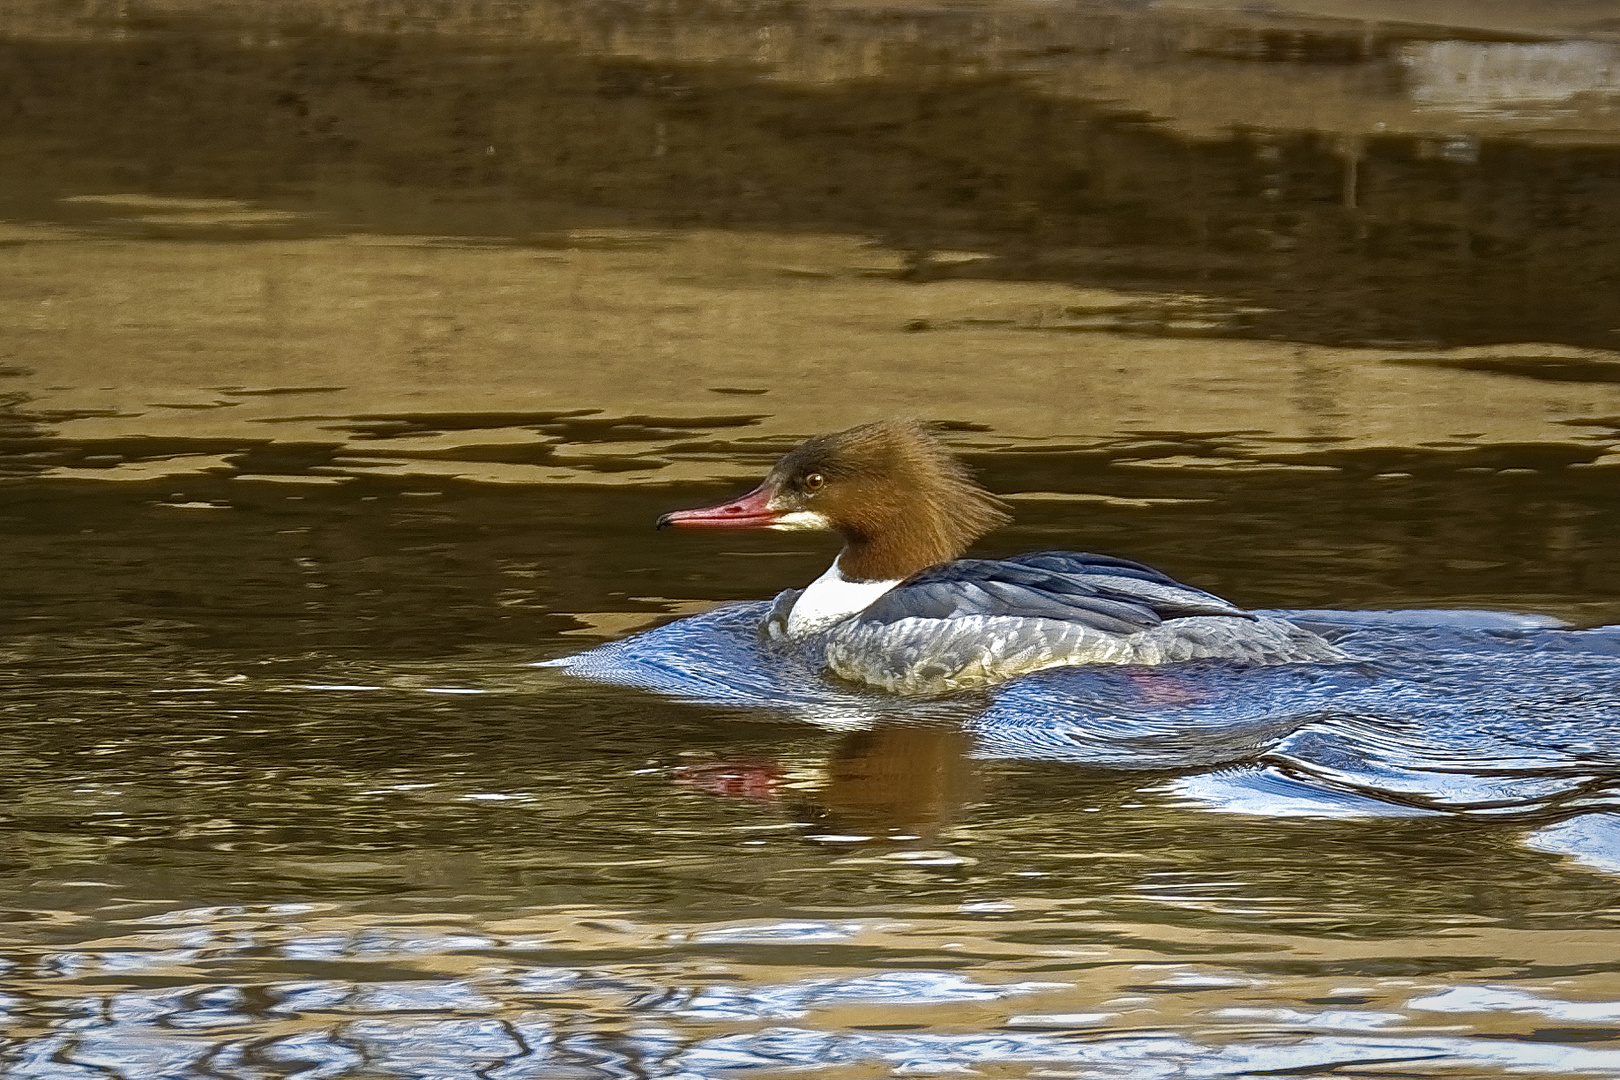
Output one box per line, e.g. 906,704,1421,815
4,2,1620,1076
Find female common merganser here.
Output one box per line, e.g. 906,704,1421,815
657,420,1343,695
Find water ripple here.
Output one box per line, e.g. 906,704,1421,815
555,606,1620,830
4,906,1620,1078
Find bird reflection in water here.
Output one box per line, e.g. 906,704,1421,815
671,757,784,801
675,722,980,845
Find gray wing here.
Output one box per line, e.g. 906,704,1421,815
853,551,1254,635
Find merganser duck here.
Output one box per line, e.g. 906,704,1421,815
656,420,1344,695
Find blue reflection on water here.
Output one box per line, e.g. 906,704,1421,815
551,603,1620,837
5,607,1618,1079
679,970,1066,1020
674,1027,1620,1077
1526,813,1620,874
7,912,1620,1079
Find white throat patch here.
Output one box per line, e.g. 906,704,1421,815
769,510,832,532
786,561,900,637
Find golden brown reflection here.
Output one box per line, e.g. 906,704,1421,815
803,724,980,842
5,0,1620,489
4,230,1619,490
671,722,981,842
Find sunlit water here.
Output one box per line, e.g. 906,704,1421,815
6,1,1620,1077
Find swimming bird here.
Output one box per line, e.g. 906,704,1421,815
656,420,1342,694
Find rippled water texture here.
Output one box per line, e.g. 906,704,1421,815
5,0,1620,1076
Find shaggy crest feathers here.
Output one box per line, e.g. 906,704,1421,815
770,419,1011,581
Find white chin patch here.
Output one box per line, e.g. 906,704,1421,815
769,510,833,532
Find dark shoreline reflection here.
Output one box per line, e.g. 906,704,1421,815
2,443,1618,656
0,368,48,481
3,14,1620,350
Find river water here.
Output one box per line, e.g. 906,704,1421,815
4,2,1620,1077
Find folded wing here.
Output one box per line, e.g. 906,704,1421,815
854,550,1254,633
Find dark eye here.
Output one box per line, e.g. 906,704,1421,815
803,472,825,493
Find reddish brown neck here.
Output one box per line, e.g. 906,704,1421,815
835,525,959,582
